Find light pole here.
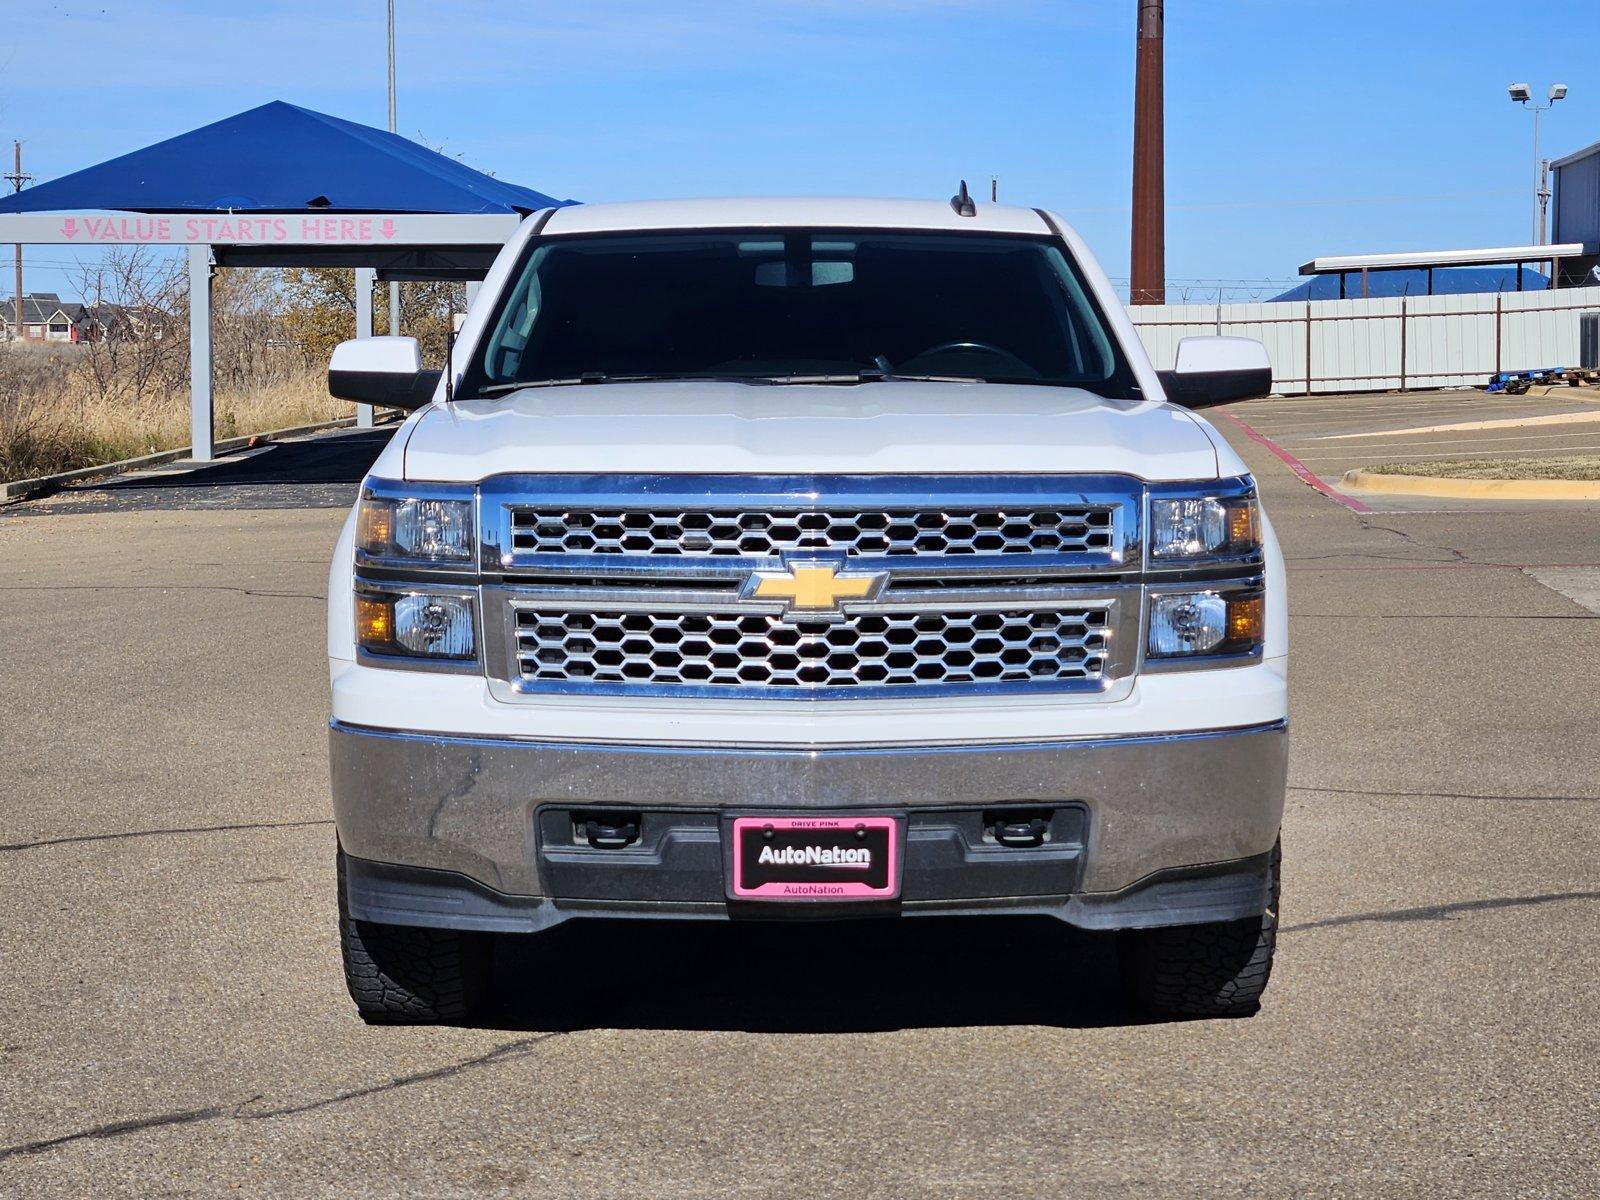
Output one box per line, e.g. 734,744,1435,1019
1508,82,1567,245
386,0,401,336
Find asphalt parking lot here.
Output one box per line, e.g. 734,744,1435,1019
1222,387,1600,507
2,408,1598,1197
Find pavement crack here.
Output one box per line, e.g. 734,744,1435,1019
1354,516,1468,564
239,1034,563,1120
1284,890,1600,933
0,583,324,601
0,818,334,854
1289,784,1600,804
0,1036,562,1162
1294,612,1591,621
0,1102,243,1162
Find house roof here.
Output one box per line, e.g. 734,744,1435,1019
2,294,87,324
0,101,574,216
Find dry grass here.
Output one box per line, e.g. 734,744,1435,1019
1,345,348,483
1367,457,1600,481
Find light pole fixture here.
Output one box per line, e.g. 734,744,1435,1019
1509,81,1568,245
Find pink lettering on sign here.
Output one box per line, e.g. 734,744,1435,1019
182,216,290,243
69,216,176,242
297,217,387,243
49,213,402,243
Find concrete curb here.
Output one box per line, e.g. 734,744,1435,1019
0,416,366,504
1341,468,1600,501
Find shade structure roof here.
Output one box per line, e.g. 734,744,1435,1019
1299,244,1587,275
0,100,572,215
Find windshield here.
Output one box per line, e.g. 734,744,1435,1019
464,229,1140,399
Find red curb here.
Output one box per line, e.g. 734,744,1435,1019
1217,411,1373,513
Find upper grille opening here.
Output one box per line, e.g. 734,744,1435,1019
509,506,1115,559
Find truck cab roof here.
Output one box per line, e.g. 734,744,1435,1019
539,196,1056,237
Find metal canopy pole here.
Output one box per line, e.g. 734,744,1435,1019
354,266,377,429
187,244,215,462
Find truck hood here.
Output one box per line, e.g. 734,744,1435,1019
400,380,1222,482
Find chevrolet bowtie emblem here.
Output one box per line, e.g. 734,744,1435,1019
748,562,885,612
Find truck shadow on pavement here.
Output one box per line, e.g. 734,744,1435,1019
477,915,1144,1033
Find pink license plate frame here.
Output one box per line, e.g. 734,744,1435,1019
729,815,901,901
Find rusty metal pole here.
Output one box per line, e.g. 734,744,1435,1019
1130,0,1165,305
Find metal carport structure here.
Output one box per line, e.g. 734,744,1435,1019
1298,243,1590,298
0,101,573,459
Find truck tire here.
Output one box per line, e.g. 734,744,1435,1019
337,850,490,1025
1117,839,1280,1018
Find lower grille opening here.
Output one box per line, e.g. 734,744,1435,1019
513,607,1110,693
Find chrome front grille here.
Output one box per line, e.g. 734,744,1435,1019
513,607,1111,691
508,504,1116,558
479,474,1145,699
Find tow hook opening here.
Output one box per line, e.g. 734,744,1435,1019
575,811,643,850
984,808,1053,848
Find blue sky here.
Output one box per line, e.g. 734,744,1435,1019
4,0,1599,301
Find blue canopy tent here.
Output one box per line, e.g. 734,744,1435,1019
0,100,575,456
0,100,568,217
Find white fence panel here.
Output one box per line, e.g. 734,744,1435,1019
1129,287,1600,395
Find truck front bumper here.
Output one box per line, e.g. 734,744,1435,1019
330,719,1286,933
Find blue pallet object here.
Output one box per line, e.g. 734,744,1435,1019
1488,368,1570,394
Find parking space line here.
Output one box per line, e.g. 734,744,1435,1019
1296,441,1600,463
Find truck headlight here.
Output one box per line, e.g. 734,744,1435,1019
1148,590,1263,659
1149,495,1259,561
358,495,474,564
358,592,476,661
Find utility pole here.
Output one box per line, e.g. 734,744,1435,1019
1130,0,1165,305
4,142,30,343
386,0,401,337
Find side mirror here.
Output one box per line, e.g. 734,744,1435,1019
328,336,442,410
1157,336,1273,408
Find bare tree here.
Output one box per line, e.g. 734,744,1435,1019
68,246,187,407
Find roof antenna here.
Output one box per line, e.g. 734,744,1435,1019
444,322,456,410
949,179,977,218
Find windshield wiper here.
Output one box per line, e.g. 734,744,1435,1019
751,370,989,386
476,374,606,396
476,372,786,397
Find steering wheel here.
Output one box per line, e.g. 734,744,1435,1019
915,340,1012,359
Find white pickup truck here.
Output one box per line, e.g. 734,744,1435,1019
326,196,1286,1024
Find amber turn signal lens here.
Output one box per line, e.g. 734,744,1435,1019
1226,594,1265,643
356,499,393,554
356,597,394,647
1228,501,1260,549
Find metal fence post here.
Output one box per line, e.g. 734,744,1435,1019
1495,292,1503,375
1399,297,1408,391
1304,302,1313,395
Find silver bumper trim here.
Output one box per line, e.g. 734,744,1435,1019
330,719,1287,896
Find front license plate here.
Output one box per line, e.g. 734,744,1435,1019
729,815,901,901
